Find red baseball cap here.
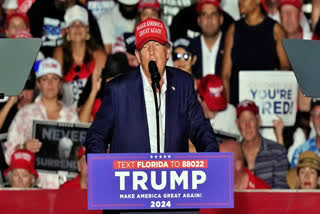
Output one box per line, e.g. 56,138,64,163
11,30,32,38
4,11,30,30
5,149,38,179
138,0,161,11
278,0,302,9
236,100,259,118
135,18,168,50
196,0,221,13
198,75,227,112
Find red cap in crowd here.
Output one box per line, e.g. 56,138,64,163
135,18,168,50
198,75,227,112
236,100,259,118
77,146,86,159
11,30,32,38
4,11,29,30
138,0,161,11
278,0,302,9
5,149,38,178
196,0,220,13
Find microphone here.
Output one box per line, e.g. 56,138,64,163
148,60,161,90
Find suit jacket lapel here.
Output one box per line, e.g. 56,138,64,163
135,68,151,152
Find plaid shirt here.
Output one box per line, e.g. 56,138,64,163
252,137,289,189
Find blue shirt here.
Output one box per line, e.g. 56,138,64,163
291,137,320,168
253,138,289,189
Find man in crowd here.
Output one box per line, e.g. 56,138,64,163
4,11,29,37
60,146,87,189
266,0,311,34
112,32,139,69
98,0,138,56
4,149,38,188
291,99,320,167
279,0,312,112
27,0,102,57
197,74,239,137
220,139,271,189
85,18,218,154
279,0,312,41
236,100,289,188
169,0,233,42
190,0,225,79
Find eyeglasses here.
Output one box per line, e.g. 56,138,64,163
172,52,190,61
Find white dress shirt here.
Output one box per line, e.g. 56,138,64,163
140,67,167,153
201,32,222,77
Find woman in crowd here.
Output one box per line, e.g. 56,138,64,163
53,5,106,109
78,52,129,123
287,151,320,189
221,0,290,106
4,58,79,188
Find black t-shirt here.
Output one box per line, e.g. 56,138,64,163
230,17,278,106
27,0,103,57
169,3,234,42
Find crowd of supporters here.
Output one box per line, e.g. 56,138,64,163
0,0,319,192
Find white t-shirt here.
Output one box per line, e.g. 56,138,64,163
211,104,240,137
98,4,136,45
221,0,240,21
201,32,222,77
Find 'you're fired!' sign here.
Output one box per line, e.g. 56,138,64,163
239,71,298,126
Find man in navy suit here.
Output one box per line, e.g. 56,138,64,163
190,0,225,79
85,18,218,154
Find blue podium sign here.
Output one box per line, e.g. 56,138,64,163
88,152,233,210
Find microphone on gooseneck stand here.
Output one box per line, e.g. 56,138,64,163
148,60,161,90
148,60,161,153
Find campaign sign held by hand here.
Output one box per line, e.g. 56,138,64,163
88,152,233,210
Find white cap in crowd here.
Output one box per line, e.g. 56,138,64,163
118,0,139,5
64,5,89,28
36,58,62,78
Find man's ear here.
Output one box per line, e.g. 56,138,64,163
166,45,171,60
135,49,141,64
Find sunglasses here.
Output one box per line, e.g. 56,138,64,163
172,52,190,61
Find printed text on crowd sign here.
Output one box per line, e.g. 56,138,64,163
88,153,233,210
239,71,298,126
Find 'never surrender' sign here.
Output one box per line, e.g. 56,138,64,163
88,153,233,210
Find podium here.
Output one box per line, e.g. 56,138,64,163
88,153,234,213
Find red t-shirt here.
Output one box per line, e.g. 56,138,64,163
60,175,81,189
245,168,271,189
